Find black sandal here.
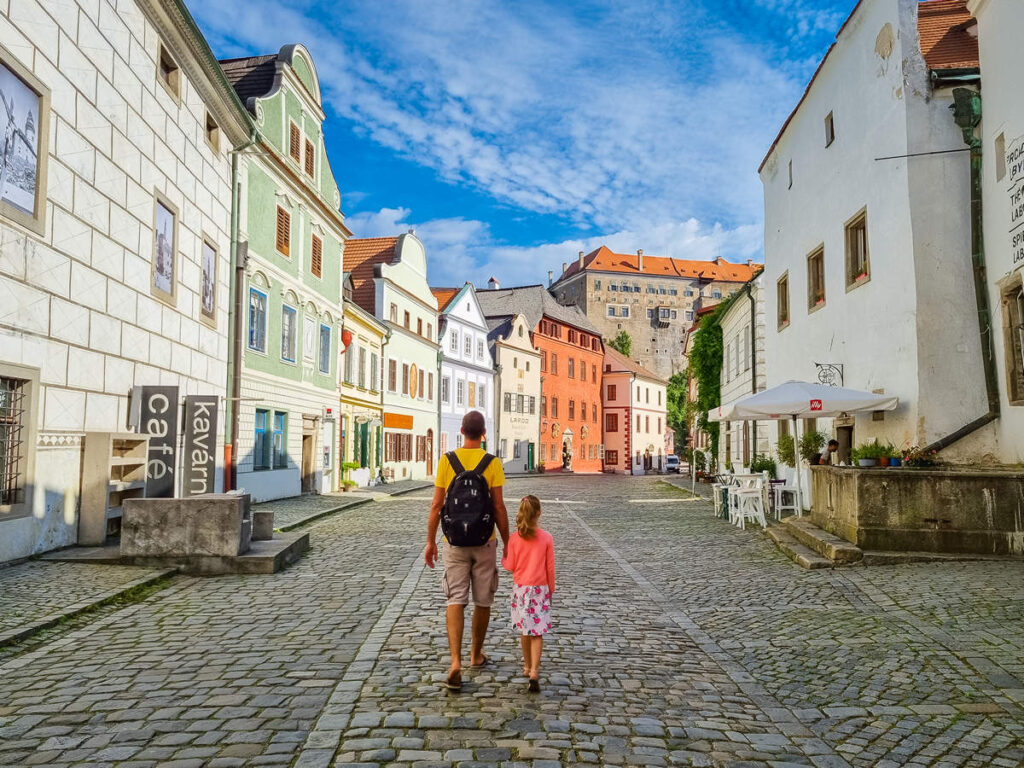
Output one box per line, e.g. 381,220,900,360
445,668,462,691
528,677,540,693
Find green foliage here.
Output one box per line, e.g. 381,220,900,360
667,370,688,453
608,331,632,357
341,461,362,471
852,440,899,461
692,450,707,475
798,430,827,463
688,295,738,463
776,434,796,467
749,454,778,478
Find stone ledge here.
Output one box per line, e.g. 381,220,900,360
765,526,833,570
784,517,863,563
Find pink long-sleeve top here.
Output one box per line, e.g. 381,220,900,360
502,529,556,593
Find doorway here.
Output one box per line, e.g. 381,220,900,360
426,429,434,476
836,425,854,465
302,415,317,493
527,442,535,471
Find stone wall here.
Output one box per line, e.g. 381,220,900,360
811,465,1024,554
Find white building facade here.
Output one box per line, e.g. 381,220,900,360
0,0,248,561
435,284,495,455
760,0,992,462
966,0,1024,463
346,234,439,481
718,277,771,469
601,348,668,474
488,312,541,474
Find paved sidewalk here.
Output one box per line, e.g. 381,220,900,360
256,481,432,531
0,561,174,647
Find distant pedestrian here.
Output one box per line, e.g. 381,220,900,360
501,494,555,692
425,411,509,692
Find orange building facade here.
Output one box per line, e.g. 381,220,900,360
535,316,604,473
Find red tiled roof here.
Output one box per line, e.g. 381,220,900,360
559,246,761,284
758,1,977,174
603,346,667,384
343,237,398,315
430,287,460,313
918,0,978,71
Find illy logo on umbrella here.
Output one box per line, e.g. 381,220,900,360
810,399,823,411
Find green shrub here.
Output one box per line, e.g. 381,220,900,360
750,454,777,478
777,434,796,467
798,430,827,463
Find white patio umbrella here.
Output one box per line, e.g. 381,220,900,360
707,381,899,514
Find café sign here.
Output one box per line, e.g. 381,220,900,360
183,395,218,496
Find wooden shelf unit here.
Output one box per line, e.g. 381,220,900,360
79,432,150,546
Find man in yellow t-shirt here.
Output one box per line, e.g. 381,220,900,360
425,411,509,691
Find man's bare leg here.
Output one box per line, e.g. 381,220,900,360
446,604,465,685
469,606,490,666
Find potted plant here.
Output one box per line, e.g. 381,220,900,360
798,430,827,465
776,435,796,468
341,461,361,491
852,441,881,467
750,454,777,479
886,443,902,467
537,461,546,474
902,445,939,468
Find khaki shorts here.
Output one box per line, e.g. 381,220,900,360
442,539,499,608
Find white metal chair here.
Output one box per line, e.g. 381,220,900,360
730,472,769,529
772,483,799,519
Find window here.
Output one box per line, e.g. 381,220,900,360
578,358,585,379
645,415,650,432
311,234,323,278
248,288,267,352
605,413,618,432
845,211,870,288
541,396,547,417
807,248,826,310
607,306,616,317
788,159,793,189
647,309,654,319
456,379,465,405
568,400,575,420
568,358,575,378
607,384,617,401
204,111,220,153
594,279,601,290
713,290,721,299
464,334,472,356
825,111,835,147
503,392,512,412
417,318,423,336
370,353,379,391
604,450,618,466
645,389,650,404
636,414,641,432
403,311,410,329
450,329,459,352
281,305,297,362
529,396,537,415
609,284,618,292
402,364,410,395
659,307,671,319
591,404,597,421
1004,283,1024,403
477,339,485,359
275,206,290,256
157,44,180,100
0,376,29,509
389,303,398,323
513,440,522,459
621,306,630,318
777,272,790,329
289,122,301,162
442,377,451,404
468,382,476,408
427,323,433,341
551,397,558,418
551,354,558,375
272,412,286,468
388,359,397,392
358,347,367,388
500,439,508,458
254,409,269,470
343,345,354,384
636,386,641,400
516,394,525,413
518,325,524,337
743,327,751,372
419,372,425,399
478,384,486,409
304,139,315,178
318,324,331,374
540,350,547,371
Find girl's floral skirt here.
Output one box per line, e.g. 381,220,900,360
510,584,552,636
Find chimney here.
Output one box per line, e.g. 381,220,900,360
547,270,554,287
561,261,567,275
407,227,416,235
637,248,644,271
488,276,499,290
578,250,585,269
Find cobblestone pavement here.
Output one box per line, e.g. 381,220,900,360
1,475,1023,767
0,561,172,645
256,482,431,530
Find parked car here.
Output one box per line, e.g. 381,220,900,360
666,454,681,473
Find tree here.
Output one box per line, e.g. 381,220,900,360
608,331,632,357
666,370,688,453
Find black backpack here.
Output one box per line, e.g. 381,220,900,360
441,451,496,547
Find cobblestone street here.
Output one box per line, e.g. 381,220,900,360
2,474,1023,767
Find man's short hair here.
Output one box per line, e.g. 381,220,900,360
461,411,485,440
827,439,839,448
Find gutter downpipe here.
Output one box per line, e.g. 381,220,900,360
923,87,1000,454
745,280,758,453
225,131,258,491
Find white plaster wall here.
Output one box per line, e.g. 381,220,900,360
761,0,981,458
968,0,1024,463
494,315,540,474
0,0,235,560
601,371,631,473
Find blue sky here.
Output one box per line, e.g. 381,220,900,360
191,0,857,287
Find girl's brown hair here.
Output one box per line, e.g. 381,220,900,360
516,495,542,539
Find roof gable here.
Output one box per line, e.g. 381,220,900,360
603,346,668,384
343,237,398,315
559,246,762,284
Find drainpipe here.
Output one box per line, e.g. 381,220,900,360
225,131,258,491
923,88,1000,453
746,281,758,453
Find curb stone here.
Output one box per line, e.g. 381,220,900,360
0,566,178,648
275,483,432,532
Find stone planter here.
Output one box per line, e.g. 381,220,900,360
811,465,1024,554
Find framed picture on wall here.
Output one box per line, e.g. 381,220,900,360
152,193,178,304
200,237,217,325
0,45,50,235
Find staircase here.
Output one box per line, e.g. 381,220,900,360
766,516,863,570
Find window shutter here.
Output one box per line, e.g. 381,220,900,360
289,123,300,161
304,140,315,177
276,207,290,256
311,234,322,278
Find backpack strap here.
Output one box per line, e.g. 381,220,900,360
472,453,495,476
446,451,466,476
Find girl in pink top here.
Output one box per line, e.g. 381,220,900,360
501,495,555,692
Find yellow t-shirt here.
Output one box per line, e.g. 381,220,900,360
435,448,505,542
